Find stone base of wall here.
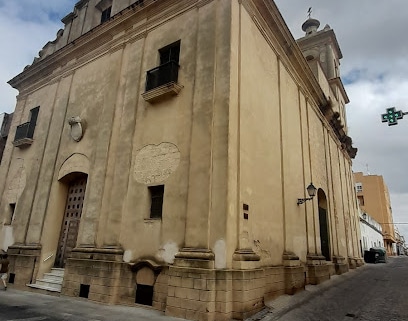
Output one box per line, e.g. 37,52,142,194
11,247,361,321
62,248,169,309
355,257,364,267
62,254,130,304
306,255,330,285
7,244,41,288
282,252,305,295
333,256,349,275
165,265,284,321
284,266,305,295
348,258,357,269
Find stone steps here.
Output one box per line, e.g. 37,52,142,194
27,268,65,293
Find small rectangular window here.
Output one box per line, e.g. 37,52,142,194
159,41,180,65
79,284,90,298
6,203,16,225
358,195,364,206
101,6,111,23
149,185,164,219
9,273,15,284
355,183,363,192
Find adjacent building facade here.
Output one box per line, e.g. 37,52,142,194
359,210,383,252
0,1,361,320
395,229,406,256
0,112,13,164
354,172,396,255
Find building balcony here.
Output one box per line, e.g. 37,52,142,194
13,122,34,147
383,233,396,243
142,61,182,103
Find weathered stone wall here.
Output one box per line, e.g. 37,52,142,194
7,246,41,288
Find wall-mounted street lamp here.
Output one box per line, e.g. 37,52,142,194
297,183,317,205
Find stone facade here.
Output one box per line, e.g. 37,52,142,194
0,0,362,320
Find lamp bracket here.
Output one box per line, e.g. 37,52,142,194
297,197,313,205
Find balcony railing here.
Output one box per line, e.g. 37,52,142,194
145,61,179,92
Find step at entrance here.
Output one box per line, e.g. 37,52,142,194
27,268,65,292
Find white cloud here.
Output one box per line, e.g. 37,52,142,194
0,0,74,113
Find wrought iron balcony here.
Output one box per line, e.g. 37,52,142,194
145,61,179,91
142,61,182,103
13,121,35,147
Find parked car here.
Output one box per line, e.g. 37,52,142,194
364,247,387,263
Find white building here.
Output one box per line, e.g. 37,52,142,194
360,211,383,251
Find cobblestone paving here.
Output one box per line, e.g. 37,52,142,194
263,257,408,321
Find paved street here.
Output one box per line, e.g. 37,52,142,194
266,256,408,321
0,289,184,321
1,258,408,321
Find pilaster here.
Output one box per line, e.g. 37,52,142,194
282,252,305,295
306,254,330,285
333,255,349,274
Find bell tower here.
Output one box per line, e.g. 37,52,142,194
297,12,350,134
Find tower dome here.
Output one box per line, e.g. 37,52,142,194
302,17,320,35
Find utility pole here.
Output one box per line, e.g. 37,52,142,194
381,107,408,126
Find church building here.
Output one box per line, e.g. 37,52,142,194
0,0,361,320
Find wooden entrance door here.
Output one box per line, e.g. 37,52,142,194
55,178,87,268
319,206,330,261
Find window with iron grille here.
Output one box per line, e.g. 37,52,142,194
101,6,111,23
149,185,164,219
145,41,180,91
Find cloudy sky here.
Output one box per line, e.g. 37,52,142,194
0,1,407,240
274,0,408,240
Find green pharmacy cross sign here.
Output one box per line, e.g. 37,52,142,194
381,107,405,126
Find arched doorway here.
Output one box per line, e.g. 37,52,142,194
55,174,88,268
318,189,331,261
